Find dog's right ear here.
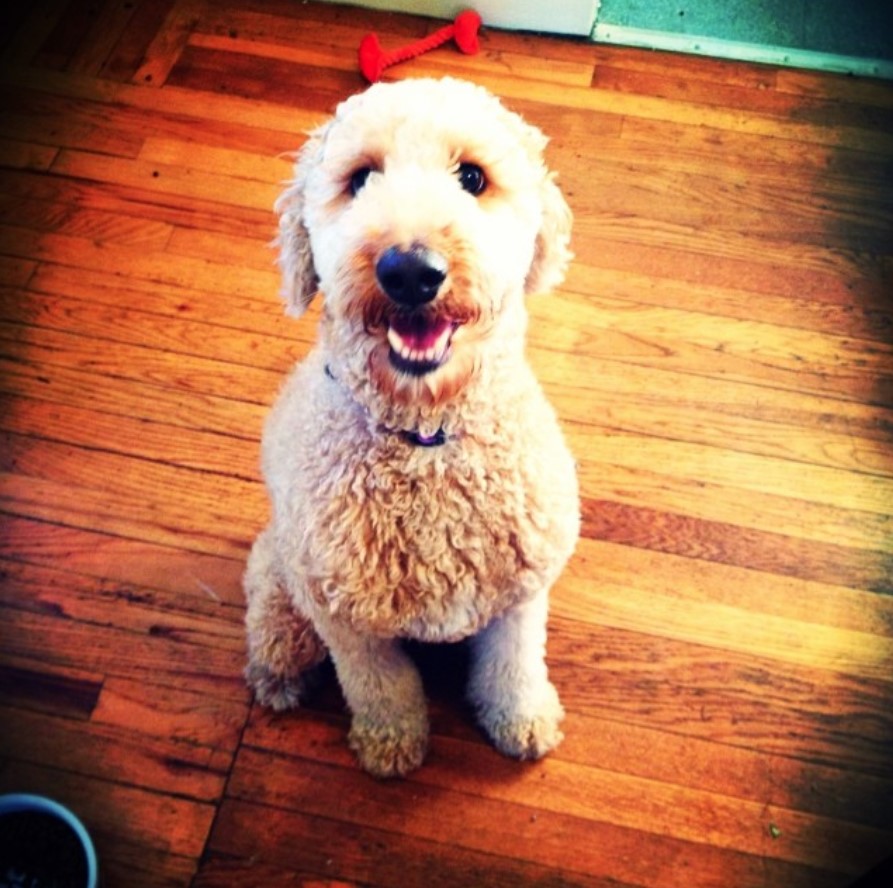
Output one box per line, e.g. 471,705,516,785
274,127,327,317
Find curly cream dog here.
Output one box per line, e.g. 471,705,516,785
244,77,579,777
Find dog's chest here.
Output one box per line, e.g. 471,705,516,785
297,434,572,640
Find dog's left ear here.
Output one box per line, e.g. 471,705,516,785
275,127,326,317
524,172,573,296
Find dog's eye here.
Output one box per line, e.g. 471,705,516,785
457,162,486,196
349,167,373,196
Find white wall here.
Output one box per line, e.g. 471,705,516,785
320,0,600,37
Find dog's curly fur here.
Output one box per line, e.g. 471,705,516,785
245,77,580,777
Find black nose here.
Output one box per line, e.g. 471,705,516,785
375,245,448,306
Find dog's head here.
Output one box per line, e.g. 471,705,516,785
276,77,572,406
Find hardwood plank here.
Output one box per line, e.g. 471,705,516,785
0,286,299,374
64,0,142,77
247,704,893,831
0,319,283,405
0,515,245,605
93,837,198,888
165,42,361,110
414,42,596,88
0,555,243,640
27,255,286,324
581,499,893,594
98,0,178,83
138,134,290,184
0,82,293,163
92,676,246,753
564,261,893,340
0,603,248,701
195,853,364,888
51,147,280,211
222,742,850,887
214,0,429,37
184,31,361,79
542,363,893,480
536,291,893,406
0,64,328,136
585,122,893,214
165,225,278,270
571,429,893,515
0,467,255,559
572,451,893,553
580,133,891,251
0,760,215,860
570,224,891,299
0,393,259,480
0,136,58,171
0,704,229,802
194,0,430,66
555,713,893,834
0,483,253,563
0,659,102,720
0,87,145,157
565,537,893,639
776,69,893,108
132,0,204,87
241,697,891,875
0,223,279,298
589,43,779,90
0,1,68,72
0,168,274,244
19,262,310,360
569,232,891,318
615,115,893,186
0,195,175,248
0,255,35,286
187,27,596,89
548,619,893,779
208,797,645,888
30,0,94,71
593,63,893,133
0,341,271,440
25,261,311,346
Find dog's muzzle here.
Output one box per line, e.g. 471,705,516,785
377,245,458,377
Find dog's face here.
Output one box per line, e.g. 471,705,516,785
277,78,571,406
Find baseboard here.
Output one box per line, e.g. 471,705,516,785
592,22,893,79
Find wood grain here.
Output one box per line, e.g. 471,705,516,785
1,2,891,886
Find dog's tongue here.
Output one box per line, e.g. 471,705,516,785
389,314,452,352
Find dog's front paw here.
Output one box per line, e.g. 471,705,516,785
246,661,308,712
348,714,429,778
475,682,565,761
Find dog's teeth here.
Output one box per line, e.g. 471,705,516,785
388,322,455,367
387,327,403,353
387,327,413,360
434,326,452,359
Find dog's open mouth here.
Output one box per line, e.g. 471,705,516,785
386,314,458,376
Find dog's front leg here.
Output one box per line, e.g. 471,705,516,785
467,591,565,760
316,615,429,778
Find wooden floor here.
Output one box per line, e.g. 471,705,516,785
1,1,892,886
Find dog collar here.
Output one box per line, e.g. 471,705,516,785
400,428,447,447
324,364,450,448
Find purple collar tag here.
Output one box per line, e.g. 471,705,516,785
402,428,447,447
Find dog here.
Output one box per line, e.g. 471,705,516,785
244,77,579,777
